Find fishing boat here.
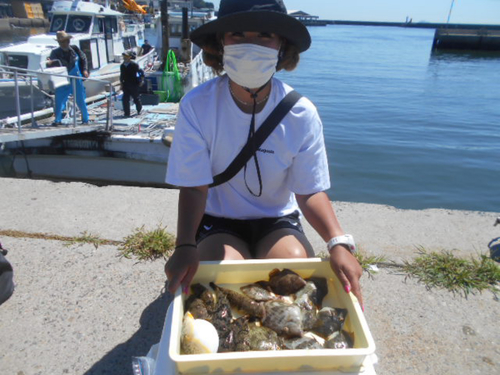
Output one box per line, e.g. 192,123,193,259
0,0,156,119
0,1,216,187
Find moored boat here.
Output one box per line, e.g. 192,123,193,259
0,1,216,187
0,0,156,118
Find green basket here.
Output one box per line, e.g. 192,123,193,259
153,90,169,102
158,50,183,103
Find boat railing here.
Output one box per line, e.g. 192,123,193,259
0,64,114,133
186,50,215,92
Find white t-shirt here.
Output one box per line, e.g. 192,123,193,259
166,75,330,219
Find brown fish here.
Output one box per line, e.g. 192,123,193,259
268,268,307,296
210,282,265,319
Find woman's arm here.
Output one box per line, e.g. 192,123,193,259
165,185,208,294
296,191,364,309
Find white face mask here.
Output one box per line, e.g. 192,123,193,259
223,44,279,89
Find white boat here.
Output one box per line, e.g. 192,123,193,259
0,1,216,187
0,0,156,119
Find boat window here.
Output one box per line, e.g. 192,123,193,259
123,37,137,50
79,40,95,70
123,38,130,50
92,17,104,34
129,36,137,48
104,17,117,34
50,14,67,32
6,54,28,69
67,15,92,33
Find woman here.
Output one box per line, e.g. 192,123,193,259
165,0,363,309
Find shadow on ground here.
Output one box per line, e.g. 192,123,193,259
84,283,174,375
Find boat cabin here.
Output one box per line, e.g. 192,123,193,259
0,0,144,73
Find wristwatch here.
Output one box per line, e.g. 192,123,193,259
327,234,356,254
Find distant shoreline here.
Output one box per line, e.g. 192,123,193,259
323,20,500,30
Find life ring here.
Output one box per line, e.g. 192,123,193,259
72,18,86,32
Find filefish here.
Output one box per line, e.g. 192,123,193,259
263,300,303,338
268,268,307,295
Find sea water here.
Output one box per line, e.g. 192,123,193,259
277,25,500,212
2,26,498,212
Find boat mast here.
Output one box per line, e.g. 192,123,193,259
446,0,455,24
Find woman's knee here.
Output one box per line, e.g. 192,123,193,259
198,233,252,261
255,229,314,259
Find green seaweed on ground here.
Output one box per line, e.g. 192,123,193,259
317,248,388,278
118,224,176,261
64,231,110,249
354,251,389,277
401,247,500,297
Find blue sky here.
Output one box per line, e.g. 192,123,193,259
208,0,500,25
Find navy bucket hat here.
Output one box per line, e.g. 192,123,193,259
190,0,311,53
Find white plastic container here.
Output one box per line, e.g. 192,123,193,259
167,258,376,374
37,66,69,91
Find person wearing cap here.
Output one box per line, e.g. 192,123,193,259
164,0,364,309
48,31,89,125
120,50,143,117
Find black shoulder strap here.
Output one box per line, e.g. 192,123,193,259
209,90,303,188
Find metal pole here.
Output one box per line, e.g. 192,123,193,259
106,83,114,132
30,75,36,128
14,71,22,133
72,76,77,127
161,0,170,67
447,0,455,24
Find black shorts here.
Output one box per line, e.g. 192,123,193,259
196,210,305,253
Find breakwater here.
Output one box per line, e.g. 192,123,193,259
325,20,500,30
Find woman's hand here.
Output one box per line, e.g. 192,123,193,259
165,245,200,294
329,245,364,310
166,185,208,294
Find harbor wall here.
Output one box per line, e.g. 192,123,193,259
0,17,49,31
326,20,500,30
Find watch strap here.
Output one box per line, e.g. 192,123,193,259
327,234,356,254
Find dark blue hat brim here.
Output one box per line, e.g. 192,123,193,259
190,11,311,53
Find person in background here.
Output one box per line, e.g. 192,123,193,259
164,0,364,309
48,31,89,126
120,50,143,117
140,39,153,56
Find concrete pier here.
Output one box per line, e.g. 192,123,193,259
432,28,500,51
0,178,499,375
